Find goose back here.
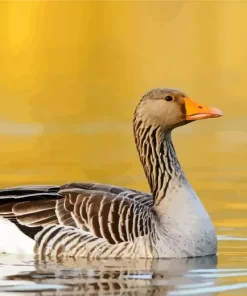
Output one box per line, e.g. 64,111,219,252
0,183,155,258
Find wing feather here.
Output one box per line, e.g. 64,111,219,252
0,183,153,245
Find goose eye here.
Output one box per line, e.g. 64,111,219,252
165,96,173,102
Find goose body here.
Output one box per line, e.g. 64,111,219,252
0,88,222,258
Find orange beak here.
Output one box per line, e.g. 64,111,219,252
184,98,223,121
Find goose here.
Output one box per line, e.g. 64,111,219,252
0,88,223,259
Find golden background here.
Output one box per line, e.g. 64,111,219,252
0,1,246,236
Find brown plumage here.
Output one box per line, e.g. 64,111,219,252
0,183,152,243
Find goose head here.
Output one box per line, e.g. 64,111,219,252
133,88,223,205
134,88,223,131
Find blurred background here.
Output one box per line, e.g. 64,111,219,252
0,1,246,233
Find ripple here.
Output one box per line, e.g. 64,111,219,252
0,282,68,292
119,273,153,280
168,282,247,295
191,268,247,273
187,271,247,278
218,235,247,241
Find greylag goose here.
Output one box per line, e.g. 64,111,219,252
0,88,223,259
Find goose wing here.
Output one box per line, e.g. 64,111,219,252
0,183,153,244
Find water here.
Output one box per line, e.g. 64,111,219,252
0,247,247,295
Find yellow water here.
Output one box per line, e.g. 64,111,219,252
0,1,247,295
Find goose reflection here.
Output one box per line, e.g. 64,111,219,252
0,255,217,295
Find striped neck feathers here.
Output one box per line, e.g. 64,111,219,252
133,118,187,206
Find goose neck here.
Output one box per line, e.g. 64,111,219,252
133,120,187,205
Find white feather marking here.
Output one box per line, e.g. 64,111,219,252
0,217,35,254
